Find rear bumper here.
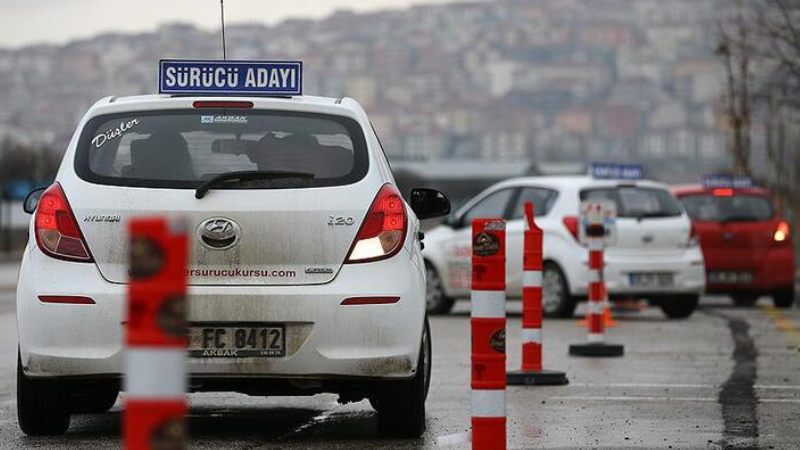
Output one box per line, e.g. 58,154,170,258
567,247,705,296
704,245,795,294
17,245,426,382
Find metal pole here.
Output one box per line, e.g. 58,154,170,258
220,0,227,60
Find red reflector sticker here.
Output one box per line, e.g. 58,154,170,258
38,296,96,305
340,296,401,306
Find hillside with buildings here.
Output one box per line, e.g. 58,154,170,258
0,0,730,181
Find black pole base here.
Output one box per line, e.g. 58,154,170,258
569,342,624,357
507,369,569,386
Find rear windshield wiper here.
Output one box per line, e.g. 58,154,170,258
631,212,676,221
721,215,758,223
195,170,315,199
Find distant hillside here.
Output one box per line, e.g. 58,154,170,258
0,0,729,180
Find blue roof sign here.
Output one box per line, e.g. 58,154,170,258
590,163,643,180
702,174,753,189
159,60,302,96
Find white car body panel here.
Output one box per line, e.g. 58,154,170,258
17,95,426,381
424,176,705,300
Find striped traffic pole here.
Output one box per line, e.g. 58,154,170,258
507,202,568,386
578,283,617,328
471,218,506,450
124,218,189,450
569,239,624,357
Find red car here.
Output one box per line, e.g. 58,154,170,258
673,184,795,308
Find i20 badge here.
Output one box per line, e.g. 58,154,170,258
197,217,242,250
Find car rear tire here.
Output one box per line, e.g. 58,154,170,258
731,294,759,307
373,317,429,438
660,295,699,319
425,262,455,315
542,263,577,318
17,351,71,436
71,384,119,414
773,290,796,309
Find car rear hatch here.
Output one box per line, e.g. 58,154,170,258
677,191,778,267
580,185,691,257
67,105,373,286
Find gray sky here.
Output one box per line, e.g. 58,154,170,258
0,0,481,49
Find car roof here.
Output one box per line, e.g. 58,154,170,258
671,183,772,197
85,94,365,118
490,175,670,192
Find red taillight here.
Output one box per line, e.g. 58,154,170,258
774,221,790,243
713,188,734,197
687,223,700,247
562,216,580,241
346,184,407,263
34,183,93,262
192,100,254,109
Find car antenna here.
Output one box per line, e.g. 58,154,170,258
220,0,227,60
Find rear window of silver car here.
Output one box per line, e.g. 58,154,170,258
74,110,369,189
580,187,682,218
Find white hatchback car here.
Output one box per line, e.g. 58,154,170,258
16,94,450,436
423,176,705,318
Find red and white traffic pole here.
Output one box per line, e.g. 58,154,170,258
569,236,623,357
471,219,506,450
507,202,568,385
124,218,189,450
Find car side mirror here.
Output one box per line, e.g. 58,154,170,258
23,187,46,214
410,188,451,220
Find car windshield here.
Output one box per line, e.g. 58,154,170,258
679,194,774,222
75,110,368,189
580,186,682,218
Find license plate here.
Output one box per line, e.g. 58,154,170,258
188,325,285,357
629,272,674,288
708,271,754,284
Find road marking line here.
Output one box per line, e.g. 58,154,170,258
570,382,713,389
762,305,800,348
551,395,717,402
569,382,800,390
551,395,800,404
437,430,471,446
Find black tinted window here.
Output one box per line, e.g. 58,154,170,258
580,187,682,218
679,194,774,222
511,188,558,219
75,110,368,189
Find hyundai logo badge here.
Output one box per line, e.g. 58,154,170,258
197,218,241,250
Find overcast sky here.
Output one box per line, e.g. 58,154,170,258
0,0,482,49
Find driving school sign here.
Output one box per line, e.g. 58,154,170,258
159,60,303,96
579,200,617,246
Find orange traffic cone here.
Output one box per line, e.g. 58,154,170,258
579,285,617,327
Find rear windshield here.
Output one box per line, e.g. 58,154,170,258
580,187,682,218
678,194,774,222
75,110,368,189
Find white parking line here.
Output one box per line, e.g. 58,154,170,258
569,382,714,389
551,395,800,404
569,382,800,390
551,395,717,403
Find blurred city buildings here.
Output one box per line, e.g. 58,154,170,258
0,0,733,182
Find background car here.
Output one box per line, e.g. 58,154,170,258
16,94,449,437
674,184,795,308
424,176,705,318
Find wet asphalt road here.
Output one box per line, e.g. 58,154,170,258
1,291,800,449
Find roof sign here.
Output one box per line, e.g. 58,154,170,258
159,60,302,96
590,163,643,180
702,174,753,189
